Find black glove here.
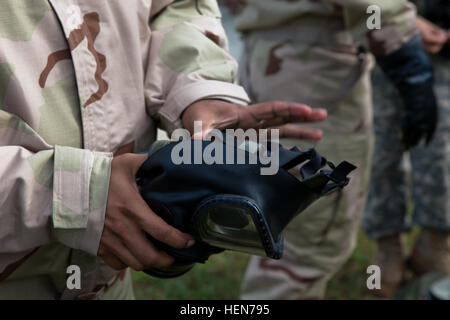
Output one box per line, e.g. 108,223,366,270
376,34,438,150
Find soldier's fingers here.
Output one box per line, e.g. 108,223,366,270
271,125,324,141
143,247,176,269
307,109,328,122
238,102,327,129
425,42,444,54
111,242,145,271
431,28,448,43
130,193,195,250
256,108,328,129
241,102,310,126
101,250,127,271
101,226,145,271
122,228,175,269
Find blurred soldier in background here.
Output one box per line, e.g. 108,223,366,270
221,0,437,299
364,0,450,298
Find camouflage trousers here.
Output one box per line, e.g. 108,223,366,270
0,244,135,300
363,55,450,240
239,33,374,299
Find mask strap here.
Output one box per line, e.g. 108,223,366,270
279,147,356,194
279,147,312,170
321,161,357,194
299,149,327,179
279,147,327,178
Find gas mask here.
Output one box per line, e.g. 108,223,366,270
136,136,356,278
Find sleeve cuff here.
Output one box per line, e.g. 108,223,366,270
52,146,112,256
158,80,250,133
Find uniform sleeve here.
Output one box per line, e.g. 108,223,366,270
0,111,112,274
332,0,419,55
145,0,250,133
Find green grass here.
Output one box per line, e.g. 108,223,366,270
131,231,382,300
132,228,425,300
132,251,250,300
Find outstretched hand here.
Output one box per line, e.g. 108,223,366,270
182,99,327,140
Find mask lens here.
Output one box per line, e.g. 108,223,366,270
192,197,269,257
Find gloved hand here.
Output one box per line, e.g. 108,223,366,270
375,34,438,150
398,79,438,149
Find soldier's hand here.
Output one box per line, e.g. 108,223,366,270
98,153,195,270
416,17,448,54
182,99,327,140
400,81,438,149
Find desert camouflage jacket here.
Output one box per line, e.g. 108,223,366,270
232,0,419,55
0,0,249,299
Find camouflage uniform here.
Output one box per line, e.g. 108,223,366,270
0,0,249,299
364,1,450,239
229,0,419,299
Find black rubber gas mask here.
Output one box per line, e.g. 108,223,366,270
137,136,355,278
